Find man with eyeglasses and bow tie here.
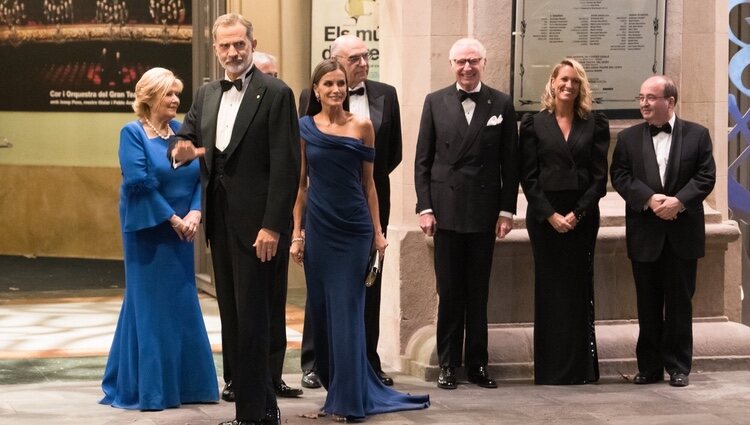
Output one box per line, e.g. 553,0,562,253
610,75,716,389
297,34,403,390
169,13,300,425
414,37,520,390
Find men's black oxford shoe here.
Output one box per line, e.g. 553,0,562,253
437,366,457,389
301,370,322,389
467,365,498,388
221,381,235,402
633,372,664,385
669,373,689,387
275,379,303,397
377,370,394,386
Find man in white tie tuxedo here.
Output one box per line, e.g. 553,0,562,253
414,37,520,390
610,75,716,388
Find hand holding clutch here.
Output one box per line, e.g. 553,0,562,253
365,250,382,287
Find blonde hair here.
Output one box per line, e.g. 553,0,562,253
131,67,183,118
541,58,592,118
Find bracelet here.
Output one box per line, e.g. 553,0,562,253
291,237,305,244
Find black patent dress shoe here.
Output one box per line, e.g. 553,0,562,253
275,379,303,397
467,365,498,388
437,366,457,389
669,373,689,387
221,381,235,402
633,371,664,384
376,370,394,386
301,370,322,389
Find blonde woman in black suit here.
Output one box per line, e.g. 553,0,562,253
520,58,610,385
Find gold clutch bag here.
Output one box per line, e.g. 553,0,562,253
365,250,382,287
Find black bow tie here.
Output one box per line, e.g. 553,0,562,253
349,87,365,96
458,89,479,102
220,68,254,92
220,78,243,92
649,122,672,137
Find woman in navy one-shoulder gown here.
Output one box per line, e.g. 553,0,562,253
291,59,429,421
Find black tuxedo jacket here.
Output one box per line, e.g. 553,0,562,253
610,117,716,262
177,70,300,247
520,111,610,223
299,80,402,227
414,83,520,233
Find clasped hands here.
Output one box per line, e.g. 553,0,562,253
648,194,683,221
170,210,201,242
547,212,579,234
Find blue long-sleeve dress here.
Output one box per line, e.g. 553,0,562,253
100,120,219,410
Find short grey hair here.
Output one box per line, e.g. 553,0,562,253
449,38,487,59
330,34,362,57
253,51,278,67
212,13,253,41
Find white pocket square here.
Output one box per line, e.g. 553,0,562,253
486,115,503,126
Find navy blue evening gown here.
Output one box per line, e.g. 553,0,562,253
101,120,219,410
300,116,429,420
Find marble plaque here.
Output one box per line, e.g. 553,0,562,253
512,0,666,113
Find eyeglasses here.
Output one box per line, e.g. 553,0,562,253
338,53,370,64
635,95,668,103
451,58,484,67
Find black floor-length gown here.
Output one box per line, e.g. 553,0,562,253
520,111,609,385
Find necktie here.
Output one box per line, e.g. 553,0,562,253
220,79,243,92
349,87,365,96
649,122,672,137
458,89,479,102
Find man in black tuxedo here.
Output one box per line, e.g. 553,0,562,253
610,75,716,388
252,50,303,399
170,13,299,425
297,34,403,389
414,38,519,390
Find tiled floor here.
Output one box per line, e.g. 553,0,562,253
4,288,750,424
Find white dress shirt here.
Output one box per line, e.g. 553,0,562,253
348,82,370,118
215,66,253,152
457,82,482,125
653,114,676,186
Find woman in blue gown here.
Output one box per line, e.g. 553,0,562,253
290,59,429,421
101,67,219,410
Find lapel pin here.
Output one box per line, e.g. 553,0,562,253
488,99,492,104
256,94,261,99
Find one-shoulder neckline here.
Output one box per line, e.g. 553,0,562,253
304,115,366,146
